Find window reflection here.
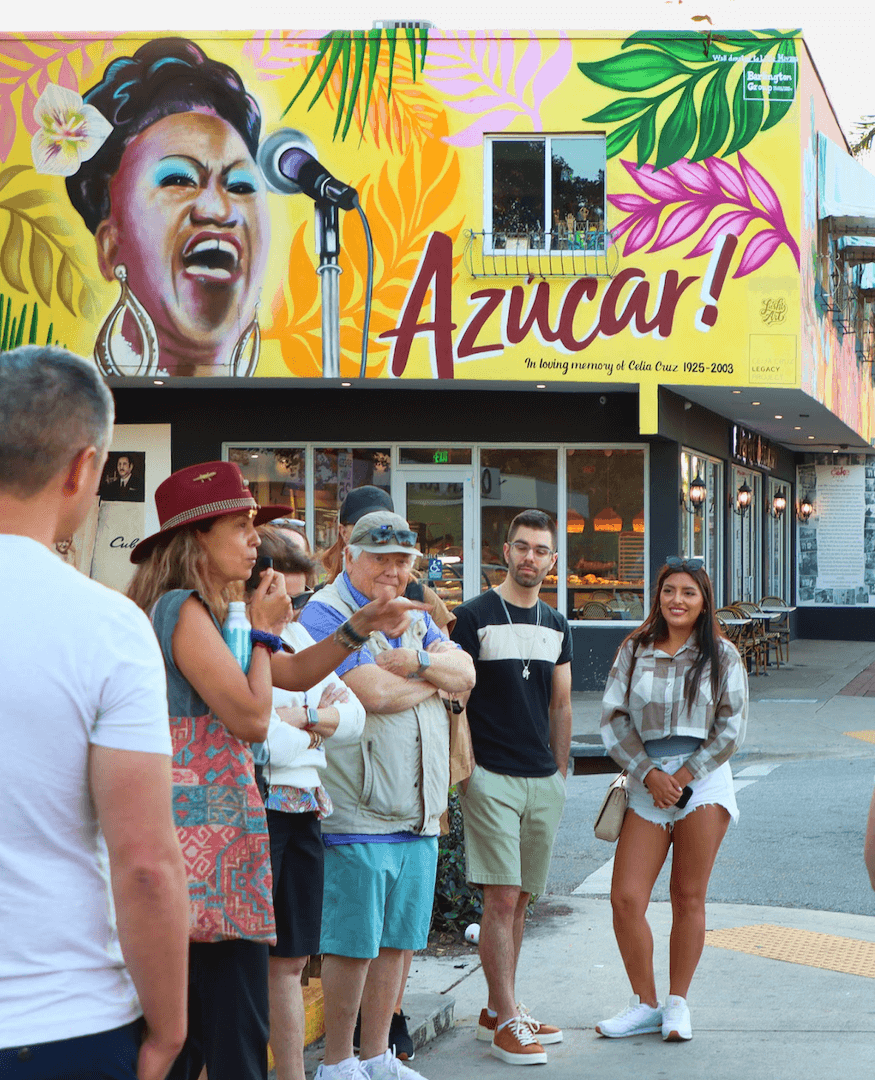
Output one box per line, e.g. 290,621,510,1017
227,446,305,515
567,449,645,620
314,448,391,560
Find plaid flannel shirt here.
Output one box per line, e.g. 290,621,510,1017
600,636,748,783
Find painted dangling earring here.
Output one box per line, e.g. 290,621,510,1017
93,265,160,377
229,311,261,377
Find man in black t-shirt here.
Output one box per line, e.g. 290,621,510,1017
452,510,572,1067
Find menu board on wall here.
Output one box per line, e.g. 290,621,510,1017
56,425,171,594
796,457,875,606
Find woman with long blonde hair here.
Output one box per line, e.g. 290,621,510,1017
128,461,424,1080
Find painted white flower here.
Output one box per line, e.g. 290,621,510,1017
31,83,112,177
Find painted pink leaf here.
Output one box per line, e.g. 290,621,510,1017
686,209,755,258
705,157,748,201
0,111,14,162
624,210,661,254
737,152,783,221
734,229,784,277
427,31,572,146
649,200,714,252
607,210,644,242
667,158,716,195
621,159,687,201
243,30,323,80
608,192,654,212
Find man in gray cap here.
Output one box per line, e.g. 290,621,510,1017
300,511,475,1080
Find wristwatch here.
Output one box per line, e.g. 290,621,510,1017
305,707,320,730
414,649,431,677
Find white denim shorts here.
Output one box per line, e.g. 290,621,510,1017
626,753,739,830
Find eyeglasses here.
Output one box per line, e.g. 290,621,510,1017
364,526,418,547
510,540,555,560
290,589,314,611
666,556,704,573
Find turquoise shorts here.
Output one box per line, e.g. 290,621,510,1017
319,837,439,958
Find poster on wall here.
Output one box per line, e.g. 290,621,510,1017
796,457,874,605
55,425,171,593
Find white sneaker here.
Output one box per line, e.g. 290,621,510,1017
661,994,692,1041
595,995,662,1038
361,1049,427,1079
315,1058,370,1080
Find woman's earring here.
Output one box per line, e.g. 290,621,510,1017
229,316,260,377
94,266,160,377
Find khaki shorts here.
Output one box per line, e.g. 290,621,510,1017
459,765,567,896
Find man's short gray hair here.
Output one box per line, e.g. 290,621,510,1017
0,346,114,498
347,543,414,568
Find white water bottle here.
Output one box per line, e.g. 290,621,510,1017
222,601,252,673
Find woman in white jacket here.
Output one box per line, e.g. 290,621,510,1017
248,527,365,1080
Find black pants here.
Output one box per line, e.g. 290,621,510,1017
168,940,270,1080
0,1019,143,1079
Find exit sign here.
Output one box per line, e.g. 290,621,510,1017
433,450,449,463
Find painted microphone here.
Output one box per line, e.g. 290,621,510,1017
257,129,359,211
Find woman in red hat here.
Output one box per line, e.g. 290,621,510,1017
127,461,423,1080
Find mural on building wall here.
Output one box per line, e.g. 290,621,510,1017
796,455,875,606
0,28,803,392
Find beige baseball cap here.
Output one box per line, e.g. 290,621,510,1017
348,511,421,556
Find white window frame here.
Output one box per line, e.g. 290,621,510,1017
483,134,607,256
681,448,724,607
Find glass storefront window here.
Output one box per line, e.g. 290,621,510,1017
480,449,558,604
566,449,645,620
227,446,306,515
680,450,723,606
314,448,391,559
731,466,761,602
765,476,791,601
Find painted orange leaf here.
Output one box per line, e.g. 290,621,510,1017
265,114,464,377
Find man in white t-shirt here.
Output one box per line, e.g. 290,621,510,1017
0,347,189,1080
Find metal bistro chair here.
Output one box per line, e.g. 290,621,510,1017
760,595,791,662
735,601,782,669
581,601,611,620
718,607,764,676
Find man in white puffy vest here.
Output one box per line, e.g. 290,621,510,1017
300,511,474,1080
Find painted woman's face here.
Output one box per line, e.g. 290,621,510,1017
97,111,269,372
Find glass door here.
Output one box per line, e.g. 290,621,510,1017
731,466,761,602
394,468,476,615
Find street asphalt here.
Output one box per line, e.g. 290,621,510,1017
305,639,875,1079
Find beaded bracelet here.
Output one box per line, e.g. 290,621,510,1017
308,731,324,750
334,621,367,652
250,629,284,653
340,618,368,645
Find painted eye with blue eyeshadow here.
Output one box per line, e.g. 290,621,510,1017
225,167,259,195
154,157,200,188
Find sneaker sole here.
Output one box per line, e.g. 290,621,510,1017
663,1029,692,1042
476,1025,496,1042
489,1044,548,1065
527,1030,562,1045
595,1023,662,1038
479,1025,561,1045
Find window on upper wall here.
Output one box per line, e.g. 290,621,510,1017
484,135,606,253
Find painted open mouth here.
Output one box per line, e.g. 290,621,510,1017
182,238,240,280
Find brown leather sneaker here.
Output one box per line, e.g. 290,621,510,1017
476,1008,498,1042
517,1003,563,1044
490,1017,547,1065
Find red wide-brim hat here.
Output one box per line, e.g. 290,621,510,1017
130,460,291,564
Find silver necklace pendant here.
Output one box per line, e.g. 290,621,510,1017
522,665,531,680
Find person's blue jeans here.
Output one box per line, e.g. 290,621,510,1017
0,1018,143,1079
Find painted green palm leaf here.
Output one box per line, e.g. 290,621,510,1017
581,29,800,171
284,27,430,142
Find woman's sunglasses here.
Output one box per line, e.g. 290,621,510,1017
666,556,704,573
291,590,314,611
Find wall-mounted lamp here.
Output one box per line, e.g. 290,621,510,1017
731,481,752,517
796,494,814,523
680,473,707,516
766,488,787,519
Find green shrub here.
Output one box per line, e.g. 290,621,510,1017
431,788,482,936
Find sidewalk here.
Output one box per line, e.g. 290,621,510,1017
303,639,875,1079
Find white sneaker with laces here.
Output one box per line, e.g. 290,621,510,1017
361,1049,427,1079
661,994,692,1041
315,1058,370,1080
595,995,663,1038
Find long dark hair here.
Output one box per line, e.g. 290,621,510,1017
619,561,725,713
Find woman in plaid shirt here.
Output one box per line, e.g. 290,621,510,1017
595,558,748,1045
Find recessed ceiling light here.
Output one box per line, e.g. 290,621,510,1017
536,383,547,389
732,390,742,394
341,381,352,387
808,435,815,440
153,379,164,385
832,448,839,454
774,414,783,419
751,401,761,406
